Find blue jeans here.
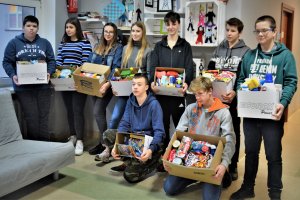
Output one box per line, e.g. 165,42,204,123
109,96,128,129
92,89,113,144
16,88,53,141
164,175,222,200
243,118,284,191
61,91,87,140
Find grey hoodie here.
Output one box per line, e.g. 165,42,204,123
208,39,250,72
176,98,236,168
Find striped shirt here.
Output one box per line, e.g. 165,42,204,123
56,40,92,66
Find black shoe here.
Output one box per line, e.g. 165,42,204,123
230,186,255,200
88,143,105,155
268,189,281,200
230,168,238,181
222,170,232,188
110,163,127,172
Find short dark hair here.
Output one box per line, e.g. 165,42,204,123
226,17,244,33
255,15,276,30
133,73,149,86
164,11,180,24
23,15,39,27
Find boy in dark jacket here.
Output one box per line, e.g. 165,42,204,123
150,11,194,150
3,15,55,141
208,17,250,180
104,73,165,183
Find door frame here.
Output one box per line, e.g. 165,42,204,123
280,3,294,50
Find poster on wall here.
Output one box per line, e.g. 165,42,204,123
157,0,173,12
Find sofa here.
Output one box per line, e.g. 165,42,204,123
0,89,75,197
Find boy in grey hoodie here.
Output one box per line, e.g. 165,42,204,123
208,18,249,180
163,77,235,200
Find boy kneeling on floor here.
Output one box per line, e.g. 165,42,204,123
163,77,236,200
100,73,165,183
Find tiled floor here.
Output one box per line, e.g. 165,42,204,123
2,111,300,200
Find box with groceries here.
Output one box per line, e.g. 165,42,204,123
50,66,76,91
154,67,185,97
162,131,225,185
16,60,48,85
73,63,110,97
110,67,139,96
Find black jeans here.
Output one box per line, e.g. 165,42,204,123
92,88,113,144
16,88,52,141
243,118,284,191
227,98,241,171
156,95,185,149
61,91,87,140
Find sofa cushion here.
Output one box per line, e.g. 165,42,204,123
0,89,22,146
0,140,74,197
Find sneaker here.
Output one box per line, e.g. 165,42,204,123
110,163,127,172
88,143,105,155
230,168,238,181
230,186,255,200
68,135,77,146
75,140,84,156
94,149,110,163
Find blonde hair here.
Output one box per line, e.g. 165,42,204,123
95,23,118,56
121,22,149,68
189,77,213,93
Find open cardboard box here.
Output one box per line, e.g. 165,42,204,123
237,89,281,119
16,61,48,85
50,66,76,91
154,67,185,97
110,68,139,96
114,132,145,158
162,131,225,185
212,74,236,102
73,63,110,97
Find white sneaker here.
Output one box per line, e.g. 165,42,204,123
68,135,77,146
75,140,84,156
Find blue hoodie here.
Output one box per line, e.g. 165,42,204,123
118,92,165,153
3,33,56,91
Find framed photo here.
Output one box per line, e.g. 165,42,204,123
145,0,154,8
157,0,173,12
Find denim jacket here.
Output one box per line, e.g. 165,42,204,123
87,43,123,80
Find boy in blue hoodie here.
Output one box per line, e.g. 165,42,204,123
230,15,297,200
102,73,165,183
2,15,55,141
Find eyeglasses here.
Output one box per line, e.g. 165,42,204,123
104,30,114,35
253,28,273,35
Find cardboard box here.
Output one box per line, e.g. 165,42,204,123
237,89,281,119
212,74,236,102
114,132,145,158
51,66,76,91
162,131,225,185
154,67,185,97
73,63,110,97
16,61,47,85
110,68,139,96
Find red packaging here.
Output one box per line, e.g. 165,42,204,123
168,149,176,162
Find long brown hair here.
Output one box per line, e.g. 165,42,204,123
95,22,118,55
121,22,149,68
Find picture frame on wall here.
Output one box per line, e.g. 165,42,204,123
157,0,173,12
145,0,154,8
